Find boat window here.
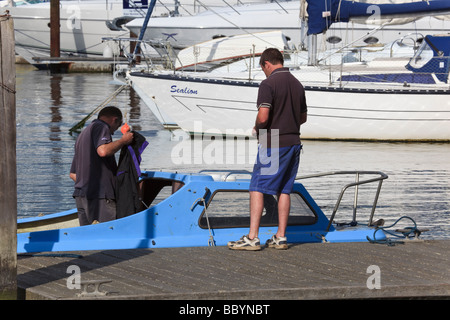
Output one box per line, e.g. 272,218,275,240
198,191,317,229
409,40,434,69
139,178,184,210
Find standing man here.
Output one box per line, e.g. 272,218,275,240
70,106,134,226
228,48,307,250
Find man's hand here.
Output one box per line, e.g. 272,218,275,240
120,131,134,145
97,131,134,158
252,126,257,138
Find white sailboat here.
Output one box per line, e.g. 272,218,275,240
3,0,128,59
126,1,303,52
127,0,450,142
175,30,289,71
1,0,267,62
125,0,450,52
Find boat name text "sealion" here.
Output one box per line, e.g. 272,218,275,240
170,85,198,94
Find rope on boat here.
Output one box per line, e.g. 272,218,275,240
191,187,215,246
366,216,419,246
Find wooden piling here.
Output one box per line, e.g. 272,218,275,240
50,0,60,58
0,14,17,300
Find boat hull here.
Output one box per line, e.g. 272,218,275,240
128,72,450,141
7,1,128,57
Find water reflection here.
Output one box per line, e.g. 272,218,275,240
50,75,62,144
128,87,142,132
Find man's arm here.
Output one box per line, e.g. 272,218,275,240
97,131,134,158
300,112,307,125
69,157,76,182
254,107,270,131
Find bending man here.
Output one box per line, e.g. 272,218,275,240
70,106,134,225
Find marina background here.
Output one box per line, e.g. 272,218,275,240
15,64,450,240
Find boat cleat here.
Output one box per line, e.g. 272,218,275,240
395,227,430,241
77,279,112,298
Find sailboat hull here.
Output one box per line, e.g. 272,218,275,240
128,72,450,141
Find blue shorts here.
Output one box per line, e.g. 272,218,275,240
249,144,302,195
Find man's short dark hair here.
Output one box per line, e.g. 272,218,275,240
259,48,284,67
98,106,123,120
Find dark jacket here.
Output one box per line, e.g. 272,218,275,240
116,131,149,219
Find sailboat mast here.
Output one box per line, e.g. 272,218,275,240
133,0,157,56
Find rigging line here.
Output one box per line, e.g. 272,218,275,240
221,0,242,15
273,0,289,14
325,0,330,31
69,84,129,134
335,0,343,24
151,96,169,124
156,0,177,16
195,0,287,48
156,0,193,16
15,29,48,46
14,29,129,52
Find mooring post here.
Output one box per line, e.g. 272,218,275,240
0,14,17,300
50,0,60,58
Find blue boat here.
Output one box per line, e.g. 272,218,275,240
17,170,391,253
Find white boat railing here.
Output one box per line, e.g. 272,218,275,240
102,36,180,71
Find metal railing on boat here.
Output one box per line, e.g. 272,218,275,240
198,170,388,232
295,171,388,231
199,169,252,181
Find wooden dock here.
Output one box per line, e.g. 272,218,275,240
17,240,450,300
30,56,125,73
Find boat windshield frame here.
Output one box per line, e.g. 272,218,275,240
198,189,318,230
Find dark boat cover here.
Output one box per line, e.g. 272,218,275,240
116,131,149,219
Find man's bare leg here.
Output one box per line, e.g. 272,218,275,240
248,191,264,239
276,193,290,238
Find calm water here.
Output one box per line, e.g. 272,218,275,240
15,65,450,239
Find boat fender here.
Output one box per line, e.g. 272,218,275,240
121,123,130,134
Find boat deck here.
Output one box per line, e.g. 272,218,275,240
17,240,450,300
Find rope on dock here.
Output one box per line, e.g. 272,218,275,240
367,215,419,245
69,84,129,135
